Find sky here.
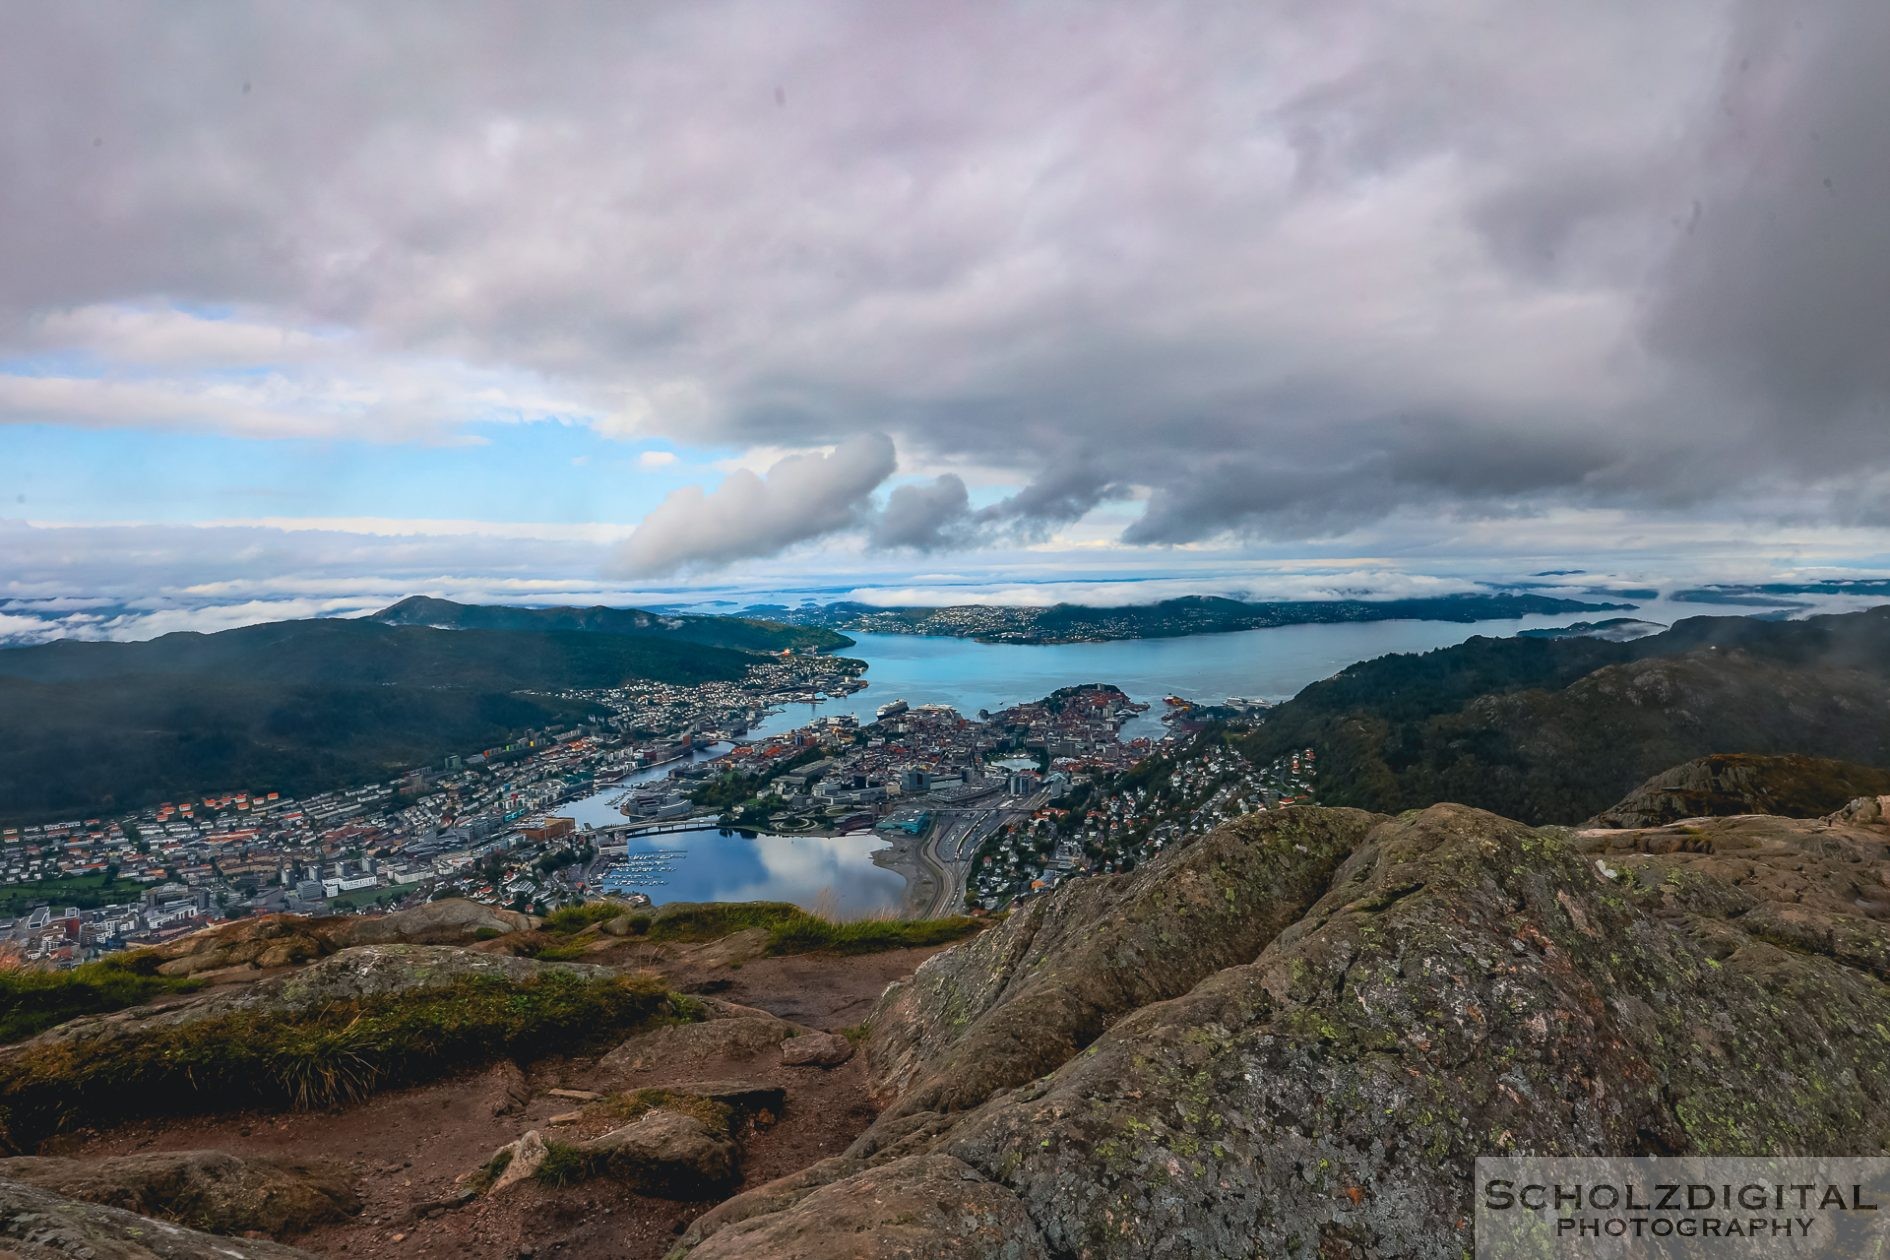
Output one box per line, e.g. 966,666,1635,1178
5,1,1890,641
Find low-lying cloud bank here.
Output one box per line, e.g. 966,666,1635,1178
8,511,1890,646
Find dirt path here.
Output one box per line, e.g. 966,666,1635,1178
55,943,949,1260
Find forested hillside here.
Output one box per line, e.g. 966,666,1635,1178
0,619,758,822
1239,607,1890,823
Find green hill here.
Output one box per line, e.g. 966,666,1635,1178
0,619,760,822
372,595,852,653
1239,606,1890,824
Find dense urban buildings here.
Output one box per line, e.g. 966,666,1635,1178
0,660,1306,965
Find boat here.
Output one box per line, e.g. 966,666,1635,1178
876,698,910,720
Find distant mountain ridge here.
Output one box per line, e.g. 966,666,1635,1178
1238,605,1890,824
372,595,852,653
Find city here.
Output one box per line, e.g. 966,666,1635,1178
0,649,863,963
0,651,1308,965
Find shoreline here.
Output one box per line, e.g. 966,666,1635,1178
867,829,932,918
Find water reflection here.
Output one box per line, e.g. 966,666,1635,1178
593,828,904,916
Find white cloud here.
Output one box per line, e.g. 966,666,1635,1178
637,450,679,469
613,434,898,576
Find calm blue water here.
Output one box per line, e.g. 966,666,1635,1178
585,830,905,915
746,599,1717,743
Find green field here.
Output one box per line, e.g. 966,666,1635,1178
0,873,148,916
329,885,406,911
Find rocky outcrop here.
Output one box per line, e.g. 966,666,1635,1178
0,1176,315,1258
864,808,1378,1120
1575,806,1890,981
141,900,536,978
678,801,1890,1259
1586,752,1890,828
0,1150,357,1237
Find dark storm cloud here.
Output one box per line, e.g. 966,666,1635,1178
870,474,973,552
4,1,1889,568
1644,2,1890,459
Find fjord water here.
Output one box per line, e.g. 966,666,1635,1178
745,603,1711,742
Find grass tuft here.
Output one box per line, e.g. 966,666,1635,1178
534,1140,593,1187
0,969,688,1150
0,953,201,1045
541,902,628,935
595,1087,734,1135
517,939,592,962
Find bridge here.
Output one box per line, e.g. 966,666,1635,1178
587,818,733,839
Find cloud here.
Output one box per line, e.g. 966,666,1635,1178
870,475,972,551
613,433,897,576
976,463,1134,543
637,450,678,469
3,1,1890,560
1,306,604,442
1641,0,1890,479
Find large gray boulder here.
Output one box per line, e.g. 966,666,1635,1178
582,1108,740,1197
0,1150,356,1237
864,808,1380,1118
600,999,812,1075
0,1176,315,1258
676,1153,1045,1260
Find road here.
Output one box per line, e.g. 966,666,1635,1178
915,790,1049,918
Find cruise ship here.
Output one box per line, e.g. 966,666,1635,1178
875,698,910,720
